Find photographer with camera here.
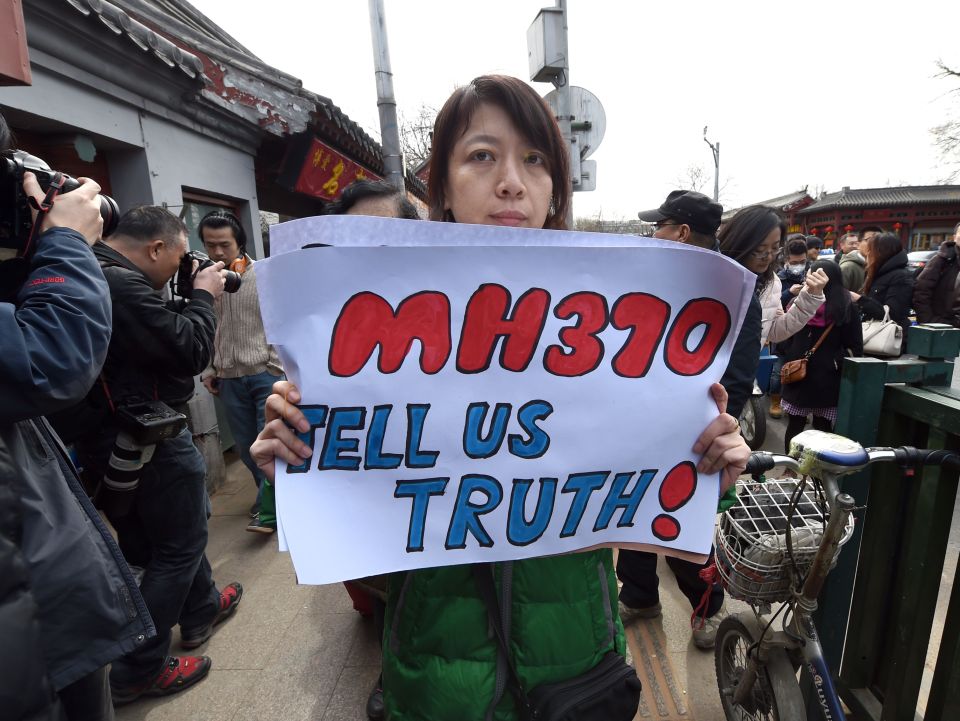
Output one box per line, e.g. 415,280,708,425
63,206,242,705
1,114,154,721
197,209,284,535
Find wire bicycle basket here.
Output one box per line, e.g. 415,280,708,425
715,478,856,603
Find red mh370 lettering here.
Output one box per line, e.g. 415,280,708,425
329,283,730,379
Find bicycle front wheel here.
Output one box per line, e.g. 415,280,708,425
714,614,804,721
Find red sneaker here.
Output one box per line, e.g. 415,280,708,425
111,655,212,705
180,582,243,649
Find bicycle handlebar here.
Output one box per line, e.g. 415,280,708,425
743,439,960,480
888,447,960,472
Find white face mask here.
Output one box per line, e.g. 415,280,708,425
786,262,807,273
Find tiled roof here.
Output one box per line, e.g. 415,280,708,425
721,189,812,220
117,0,425,198
799,186,960,214
58,0,426,199
63,0,204,79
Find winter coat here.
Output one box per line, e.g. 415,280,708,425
758,275,824,348
839,251,866,293
777,260,809,309
0,228,154,717
720,293,761,420
857,249,915,352
382,552,624,720
912,242,958,326
780,304,863,409
51,242,218,444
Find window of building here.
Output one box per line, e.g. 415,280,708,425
180,191,242,253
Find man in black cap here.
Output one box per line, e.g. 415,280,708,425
638,189,724,250
621,190,761,649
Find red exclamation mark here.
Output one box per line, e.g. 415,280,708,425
651,461,698,541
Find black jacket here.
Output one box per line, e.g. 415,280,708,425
720,293,761,419
84,242,217,415
781,311,864,409
0,229,154,718
858,250,914,347
778,261,810,310
912,242,958,325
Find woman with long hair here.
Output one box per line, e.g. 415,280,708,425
249,75,750,721
718,205,826,350
718,206,827,419
854,231,914,353
780,259,863,451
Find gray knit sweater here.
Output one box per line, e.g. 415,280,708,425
212,258,283,379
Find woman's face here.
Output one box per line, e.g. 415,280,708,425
745,226,781,274
443,102,553,229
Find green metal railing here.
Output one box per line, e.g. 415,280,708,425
806,324,960,721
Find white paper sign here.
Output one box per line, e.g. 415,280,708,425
258,216,754,584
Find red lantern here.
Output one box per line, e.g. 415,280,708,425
893,222,903,231
825,225,834,233
810,228,819,235
844,224,854,232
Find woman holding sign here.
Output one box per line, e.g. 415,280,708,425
251,75,750,721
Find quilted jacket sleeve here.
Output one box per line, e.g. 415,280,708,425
0,228,111,424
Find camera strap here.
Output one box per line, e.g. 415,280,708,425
22,171,67,258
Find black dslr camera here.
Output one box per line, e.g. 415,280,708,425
171,250,242,298
0,149,119,252
99,400,188,518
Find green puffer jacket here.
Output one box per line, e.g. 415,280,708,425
382,550,625,721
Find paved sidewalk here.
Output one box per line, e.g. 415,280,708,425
114,449,737,721
115,452,381,721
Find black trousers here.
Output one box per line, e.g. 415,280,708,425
616,548,724,618
58,666,113,721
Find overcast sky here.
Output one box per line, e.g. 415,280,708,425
187,0,959,220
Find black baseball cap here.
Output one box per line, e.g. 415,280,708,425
638,190,723,234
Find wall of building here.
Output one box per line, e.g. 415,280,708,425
1,58,264,257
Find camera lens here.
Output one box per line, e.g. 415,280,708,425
223,270,242,293
58,172,120,238
99,194,120,237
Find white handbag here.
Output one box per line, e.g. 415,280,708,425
861,305,903,357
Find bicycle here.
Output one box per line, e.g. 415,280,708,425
712,428,960,721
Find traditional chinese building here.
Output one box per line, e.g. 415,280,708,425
796,186,960,251
1,0,426,259
0,0,427,486
721,188,815,233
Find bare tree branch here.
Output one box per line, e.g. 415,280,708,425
932,60,960,182
399,104,437,172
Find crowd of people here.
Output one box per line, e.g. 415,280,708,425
2,68,957,720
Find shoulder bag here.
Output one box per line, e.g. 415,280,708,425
780,323,834,385
862,305,903,357
472,563,641,721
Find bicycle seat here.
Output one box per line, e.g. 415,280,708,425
789,430,870,475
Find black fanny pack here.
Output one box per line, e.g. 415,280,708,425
472,563,641,721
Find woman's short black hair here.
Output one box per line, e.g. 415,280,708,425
323,179,420,219
427,75,570,230
198,210,247,253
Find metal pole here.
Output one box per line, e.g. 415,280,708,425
703,126,719,202
368,0,405,191
714,141,720,202
555,0,574,229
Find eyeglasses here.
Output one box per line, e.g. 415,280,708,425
654,221,681,230
749,246,780,260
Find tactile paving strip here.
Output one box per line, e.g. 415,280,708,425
626,619,695,720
